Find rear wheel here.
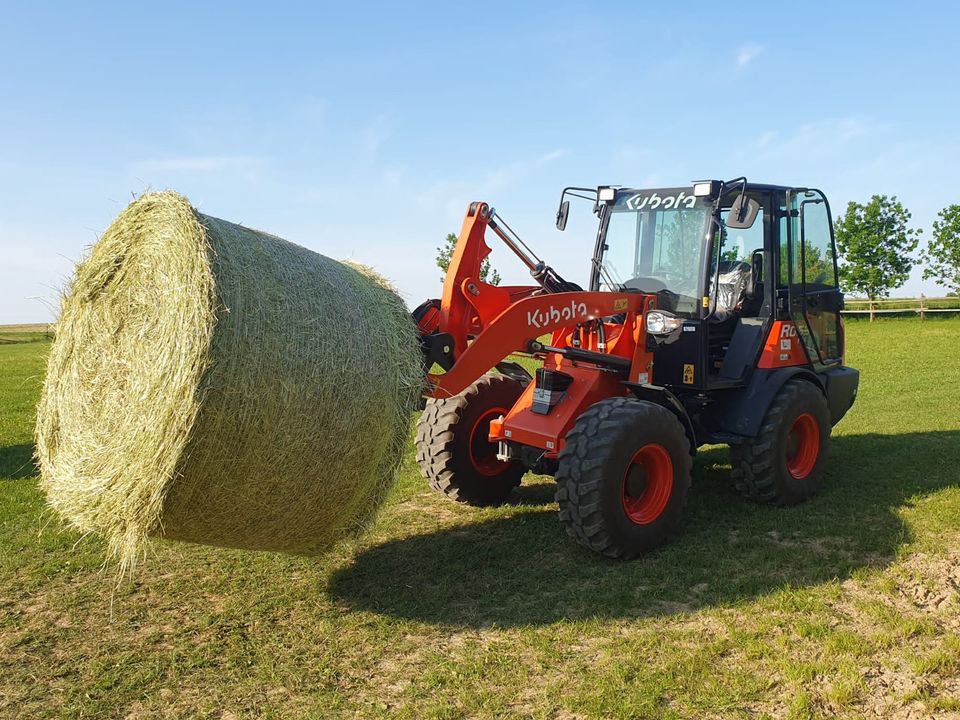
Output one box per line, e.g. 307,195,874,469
555,397,692,559
730,379,830,505
415,373,525,505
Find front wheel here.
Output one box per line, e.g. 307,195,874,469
730,379,831,505
415,373,525,505
555,398,692,559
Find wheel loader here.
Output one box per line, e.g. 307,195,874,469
413,178,859,558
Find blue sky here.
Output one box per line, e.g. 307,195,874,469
2,1,958,322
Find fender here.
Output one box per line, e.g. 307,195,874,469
712,367,825,438
622,382,698,454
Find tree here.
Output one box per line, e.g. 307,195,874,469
921,204,960,295
834,195,920,300
663,210,711,279
436,232,501,285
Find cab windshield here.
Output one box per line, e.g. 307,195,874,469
598,188,711,315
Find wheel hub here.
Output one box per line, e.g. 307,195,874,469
785,412,819,480
624,465,648,498
621,443,673,525
469,407,510,476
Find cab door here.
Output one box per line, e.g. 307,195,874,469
785,188,844,368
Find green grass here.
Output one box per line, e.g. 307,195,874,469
0,323,53,346
2,318,959,719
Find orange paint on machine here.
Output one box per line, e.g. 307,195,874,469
757,320,808,368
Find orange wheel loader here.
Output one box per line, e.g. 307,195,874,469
413,179,859,558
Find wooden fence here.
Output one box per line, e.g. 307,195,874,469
841,297,960,321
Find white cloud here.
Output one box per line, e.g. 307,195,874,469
362,115,392,159
756,130,777,148
381,164,406,186
538,149,567,163
415,149,568,219
748,117,873,161
736,44,764,68
132,155,263,174
301,95,329,123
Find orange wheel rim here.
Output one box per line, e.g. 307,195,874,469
621,443,673,525
786,412,819,480
469,408,509,476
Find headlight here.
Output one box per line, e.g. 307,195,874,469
646,310,681,335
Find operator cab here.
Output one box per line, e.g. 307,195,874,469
562,179,846,392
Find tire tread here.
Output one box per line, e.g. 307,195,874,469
729,379,827,505
554,397,692,558
414,373,523,505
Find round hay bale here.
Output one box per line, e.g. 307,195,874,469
35,191,422,571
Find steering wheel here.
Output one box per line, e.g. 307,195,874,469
623,276,667,292
655,269,686,283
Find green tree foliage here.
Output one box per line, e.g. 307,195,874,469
921,204,960,295
800,244,834,286
436,232,501,285
834,195,920,299
663,210,710,278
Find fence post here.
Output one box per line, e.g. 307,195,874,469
869,299,875,322
920,294,926,321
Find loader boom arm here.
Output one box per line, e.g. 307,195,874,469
416,201,656,399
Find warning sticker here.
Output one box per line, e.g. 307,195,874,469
683,363,695,384
613,298,628,311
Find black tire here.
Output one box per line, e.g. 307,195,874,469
415,373,525,505
730,379,830,505
555,397,692,559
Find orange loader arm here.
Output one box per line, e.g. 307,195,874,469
415,202,656,399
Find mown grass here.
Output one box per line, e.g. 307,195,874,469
0,323,53,346
1,318,958,719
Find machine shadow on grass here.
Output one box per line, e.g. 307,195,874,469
329,431,960,628
0,444,37,481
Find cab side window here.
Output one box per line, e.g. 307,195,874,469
791,194,837,290
719,205,764,265
779,206,789,286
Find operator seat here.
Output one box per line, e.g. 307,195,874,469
711,261,753,322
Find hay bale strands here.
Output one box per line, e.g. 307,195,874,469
35,191,422,572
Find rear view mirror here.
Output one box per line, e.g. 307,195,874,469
726,196,760,229
556,200,570,231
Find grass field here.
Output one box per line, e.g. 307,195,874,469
1,318,959,719
0,324,52,346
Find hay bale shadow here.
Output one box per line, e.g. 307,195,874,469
0,444,38,480
329,431,960,628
